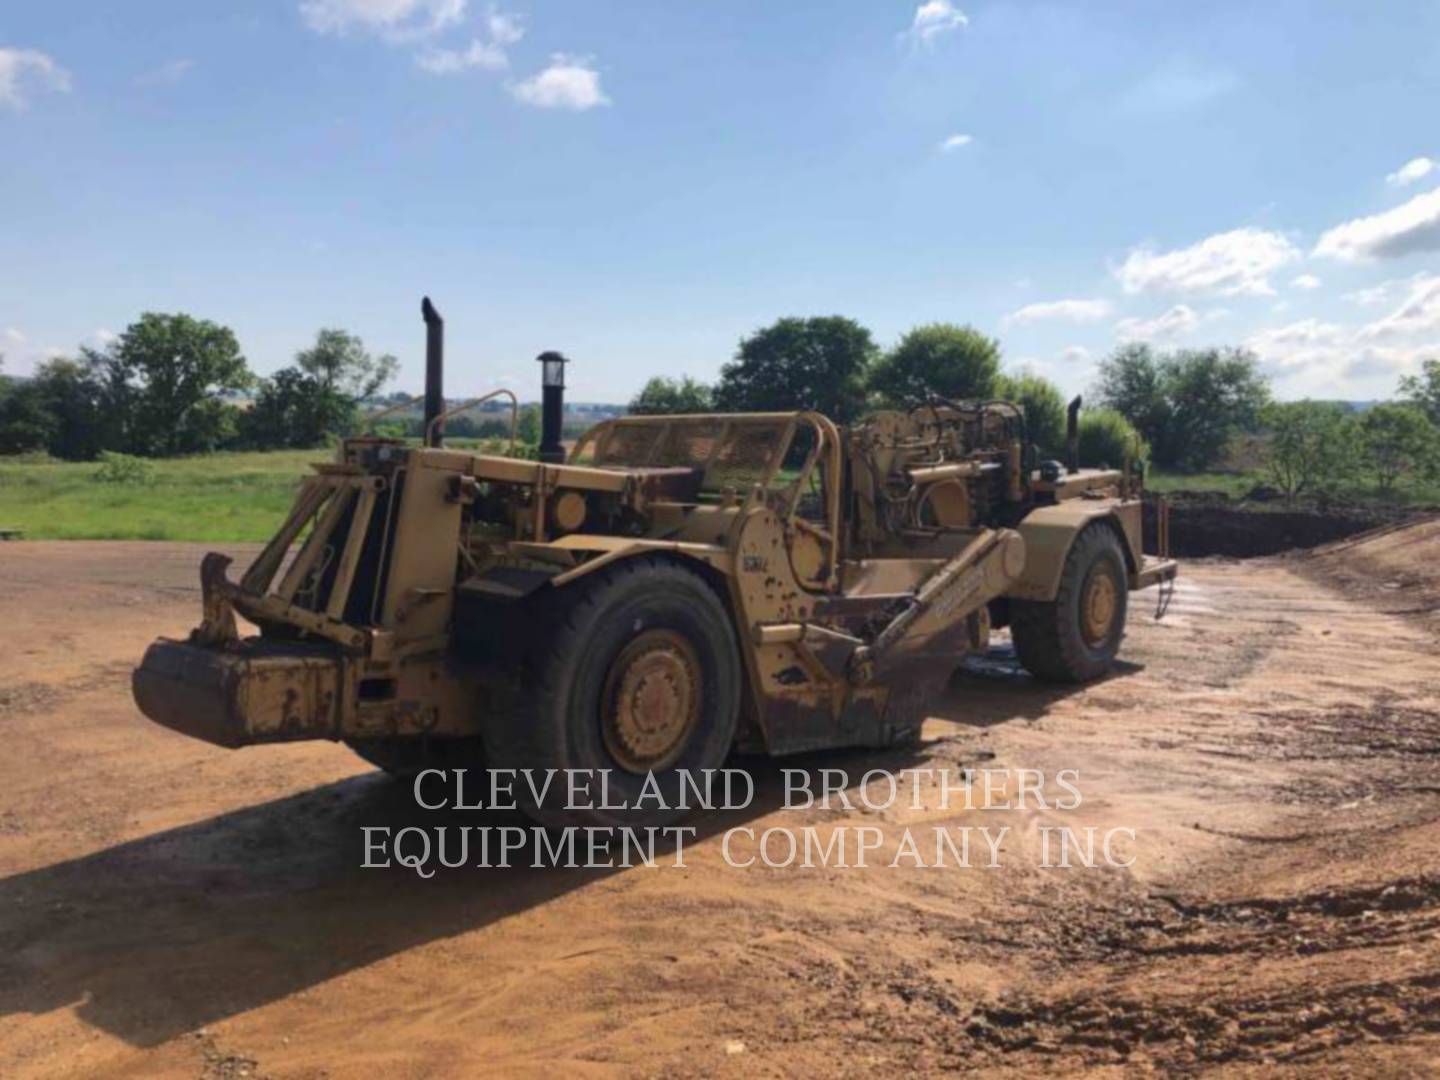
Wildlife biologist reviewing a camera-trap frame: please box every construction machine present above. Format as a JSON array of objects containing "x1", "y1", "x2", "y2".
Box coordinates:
[{"x1": 133, "y1": 300, "x2": 1177, "y2": 827}]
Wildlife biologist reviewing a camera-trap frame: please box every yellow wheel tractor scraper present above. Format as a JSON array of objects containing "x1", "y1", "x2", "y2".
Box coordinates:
[{"x1": 133, "y1": 299, "x2": 1177, "y2": 826}]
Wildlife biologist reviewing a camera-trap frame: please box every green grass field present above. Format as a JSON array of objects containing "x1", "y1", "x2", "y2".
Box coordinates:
[
  {"x1": 0, "y1": 440, "x2": 523, "y2": 542},
  {"x1": 1, "y1": 451, "x2": 1434, "y2": 544},
  {"x1": 0, "y1": 450, "x2": 317, "y2": 542}
]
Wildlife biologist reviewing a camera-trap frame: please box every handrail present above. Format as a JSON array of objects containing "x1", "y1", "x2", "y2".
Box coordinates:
[
  {"x1": 425, "y1": 389, "x2": 520, "y2": 453},
  {"x1": 359, "y1": 394, "x2": 422, "y2": 432}
]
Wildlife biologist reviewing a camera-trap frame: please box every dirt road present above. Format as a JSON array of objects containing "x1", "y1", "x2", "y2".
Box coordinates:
[{"x1": 1, "y1": 540, "x2": 1438, "y2": 1077}]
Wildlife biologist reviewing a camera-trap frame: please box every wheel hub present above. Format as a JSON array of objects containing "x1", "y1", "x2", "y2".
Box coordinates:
[
  {"x1": 601, "y1": 629, "x2": 701, "y2": 773},
  {"x1": 1080, "y1": 568, "x2": 1119, "y2": 645}
]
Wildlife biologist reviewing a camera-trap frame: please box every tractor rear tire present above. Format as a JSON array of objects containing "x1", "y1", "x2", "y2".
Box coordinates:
[
  {"x1": 346, "y1": 736, "x2": 485, "y2": 778},
  {"x1": 1011, "y1": 523, "x2": 1128, "y2": 684},
  {"x1": 484, "y1": 557, "x2": 742, "y2": 829}
]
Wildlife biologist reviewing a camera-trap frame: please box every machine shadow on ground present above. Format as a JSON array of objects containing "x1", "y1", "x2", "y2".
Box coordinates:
[
  {"x1": 0, "y1": 746, "x2": 941, "y2": 1048},
  {"x1": 0, "y1": 644, "x2": 1119, "y2": 1049}
]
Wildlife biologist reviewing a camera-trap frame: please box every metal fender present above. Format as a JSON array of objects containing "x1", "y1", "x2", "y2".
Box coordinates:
[{"x1": 1009, "y1": 500, "x2": 1142, "y2": 602}]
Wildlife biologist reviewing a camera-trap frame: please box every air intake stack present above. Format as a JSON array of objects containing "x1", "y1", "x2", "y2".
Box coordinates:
[{"x1": 537, "y1": 350, "x2": 569, "y2": 464}]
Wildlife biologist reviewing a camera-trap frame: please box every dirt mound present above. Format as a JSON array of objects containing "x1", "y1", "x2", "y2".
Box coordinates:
[
  {"x1": 1308, "y1": 516, "x2": 1440, "y2": 590},
  {"x1": 1298, "y1": 516, "x2": 1440, "y2": 633},
  {"x1": 1145, "y1": 491, "x2": 1423, "y2": 558}
]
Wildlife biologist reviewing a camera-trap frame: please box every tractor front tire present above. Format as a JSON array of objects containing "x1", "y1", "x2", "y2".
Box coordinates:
[
  {"x1": 484, "y1": 557, "x2": 742, "y2": 829},
  {"x1": 1011, "y1": 523, "x2": 1128, "y2": 684}
]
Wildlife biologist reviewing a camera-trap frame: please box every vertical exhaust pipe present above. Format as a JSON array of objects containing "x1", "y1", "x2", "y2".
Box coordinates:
[
  {"x1": 1066, "y1": 394, "x2": 1082, "y2": 473},
  {"x1": 421, "y1": 297, "x2": 444, "y2": 447}
]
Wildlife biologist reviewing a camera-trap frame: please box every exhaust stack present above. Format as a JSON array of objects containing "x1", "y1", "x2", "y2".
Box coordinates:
[
  {"x1": 1066, "y1": 394, "x2": 1082, "y2": 474},
  {"x1": 422, "y1": 297, "x2": 444, "y2": 447}
]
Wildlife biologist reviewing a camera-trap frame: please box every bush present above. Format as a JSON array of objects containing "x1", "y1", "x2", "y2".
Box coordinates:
[
  {"x1": 629, "y1": 376, "x2": 713, "y2": 415},
  {"x1": 1355, "y1": 403, "x2": 1438, "y2": 492},
  {"x1": 716, "y1": 316, "x2": 876, "y2": 422},
  {"x1": 1077, "y1": 409, "x2": 1149, "y2": 470},
  {"x1": 93, "y1": 451, "x2": 156, "y2": 485},
  {"x1": 1258, "y1": 400, "x2": 1352, "y2": 500},
  {"x1": 869, "y1": 323, "x2": 1001, "y2": 406},
  {"x1": 996, "y1": 372, "x2": 1067, "y2": 456},
  {"x1": 1093, "y1": 344, "x2": 1269, "y2": 471}
]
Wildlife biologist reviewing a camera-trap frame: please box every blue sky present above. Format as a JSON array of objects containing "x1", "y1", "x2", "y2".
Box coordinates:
[{"x1": 4, "y1": 2, "x2": 1440, "y2": 403}]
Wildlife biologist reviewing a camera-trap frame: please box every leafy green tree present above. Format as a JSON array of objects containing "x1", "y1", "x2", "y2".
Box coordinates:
[
  {"x1": 1399, "y1": 358, "x2": 1440, "y2": 424},
  {"x1": 0, "y1": 379, "x2": 56, "y2": 454},
  {"x1": 1163, "y1": 348, "x2": 1270, "y2": 471},
  {"x1": 36, "y1": 358, "x2": 105, "y2": 459},
  {"x1": 0, "y1": 356, "x2": 108, "y2": 458},
  {"x1": 239, "y1": 329, "x2": 398, "y2": 449},
  {"x1": 1259, "y1": 401, "x2": 1352, "y2": 501},
  {"x1": 869, "y1": 323, "x2": 1001, "y2": 406},
  {"x1": 296, "y1": 328, "x2": 398, "y2": 402},
  {"x1": 629, "y1": 376, "x2": 713, "y2": 415},
  {"x1": 1094, "y1": 344, "x2": 1269, "y2": 471},
  {"x1": 238, "y1": 368, "x2": 335, "y2": 449},
  {"x1": 89, "y1": 313, "x2": 251, "y2": 456},
  {"x1": 1077, "y1": 408, "x2": 1149, "y2": 469},
  {"x1": 1093, "y1": 344, "x2": 1169, "y2": 443},
  {"x1": 1355, "y1": 403, "x2": 1438, "y2": 491},
  {"x1": 714, "y1": 316, "x2": 876, "y2": 421},
  {"x1": 516, "y1": 404, "x2": 542, "y2": 446},
  {"x1": 996, "y1": 371, "x2": 1067, "y2": 456}
]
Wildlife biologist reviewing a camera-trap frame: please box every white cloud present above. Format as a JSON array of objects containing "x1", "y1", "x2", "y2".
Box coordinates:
[
  {"x1": 1341, "y1": 343, "x2": 1438, "y2": 380},
  {"x1": 485, "y1": 6, "x2": 523, "y2": 46},
  {"x1": 1247, "y1": 318, "x2": 1346, "y2": 353},
  {"x1": 906, "y1": 1, "x2": 968, "y2": 43},
  {"x1": 93, "y1": 328, "x2": 117, "y2": 346},
  {"x1": 3, "y1": 327, "x2": 26, "y2": 348},
  {"x1": 1387, "y1": 156, "x2": 1436, "y2": 187},
  {"x1": 1115, "y1": 227, "x2": 1300, "y2": 297},
  {"x1": 1356, "y1": 273, "x2": 1440, "y2": 342},
  {"x1": 136, "y1": 59, "x2": 195, "y2": 86},
  {"x1": 938, "y1": 133, "x2": 972, "y2": 152},
  {"x1": 1115, "y1": 304, "x2": 1201, "y2": 343},
  {"x1": 417, "y1": 5, "x2": 522, "y2": 73},
  {"x1": 1004, "y1": 298, "x2": 1112, "y2": 326},
  {"x1": 1243, "y1": 292, "x2": 1440, "y2": 389},
  {"x1": 509, "y1": 54, "x2": 608, "y2": 110},
  {"x1": 1313, "y1": 186, "x2": 1440, "y2": 262},
  {"x1": 299, "y1": 0, "x2": 465, "y2": 39},
  {"x1": 1343, "y1": 281, "x2": 1400, "y2": 307},
  {"x1": 0, "y1": 47, "x2": 71, "y2": 110},
  {"x1": 1291, "y1": 273, "x2": 1322, "y2": 290},
  {"x1": 1244, "y1": 319, "x2": 1350, "y2": 386},
  {"x1": 418, "y1": 38, "x2": 508, "y2": 72},
  {"x1": 1060, "y1": 345, "x2": 1091, "y2": 365}
]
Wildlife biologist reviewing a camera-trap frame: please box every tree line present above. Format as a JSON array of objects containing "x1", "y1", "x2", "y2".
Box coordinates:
[
  {"x1": 5, "y1": 309, "x2": 1437, "y2": 497},
  {"x1": 632, "y1": 317, "x2": 1440, "y2": 495},
  {"x1": 0, "y1": 313, "x2": 397, "y2": 459},
  {"x1": 631, "y1": 318, "x2": 1081, "y2": 457},
  {"x1": 632, "y1": 317, "x2": 1189, "y2": 470}
]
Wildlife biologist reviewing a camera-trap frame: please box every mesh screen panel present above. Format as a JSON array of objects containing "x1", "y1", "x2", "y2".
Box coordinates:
[{"x1": 589, "y1": 418, "x2": 793, "y2": 492}]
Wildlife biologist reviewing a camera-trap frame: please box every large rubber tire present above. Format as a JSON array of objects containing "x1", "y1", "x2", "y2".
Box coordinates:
[
  {"x1": 484, "y1": 557, "x2": 742, "y2": 829},
  {"x1": 346, "y1": 736, "x2": 486, "y2": 778},
  {"x1": 1011, "y1": 523, "x2": 1128, "y2": 684}
]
